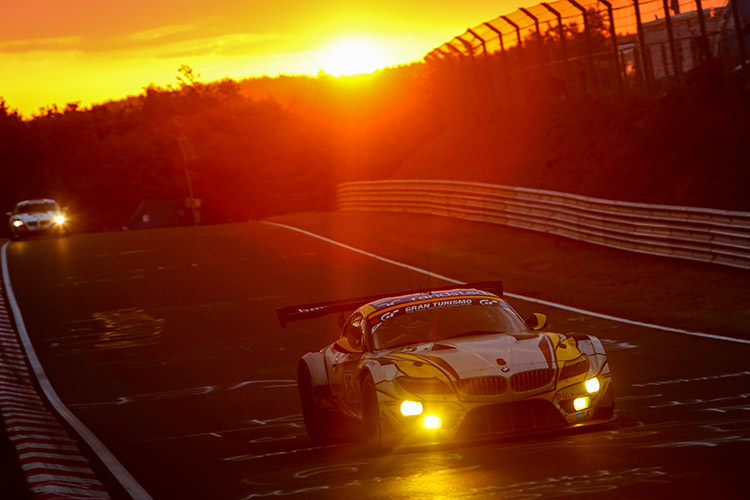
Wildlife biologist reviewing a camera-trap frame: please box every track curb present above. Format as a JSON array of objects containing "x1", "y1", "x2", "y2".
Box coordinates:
[{"x1": 0, "y1": 286, "x2": 110, "y2": 498}]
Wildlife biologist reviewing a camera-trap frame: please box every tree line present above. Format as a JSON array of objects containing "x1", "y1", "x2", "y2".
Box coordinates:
[{"x1": 0, "y1": 64, "x2": 440, "y2": 233}]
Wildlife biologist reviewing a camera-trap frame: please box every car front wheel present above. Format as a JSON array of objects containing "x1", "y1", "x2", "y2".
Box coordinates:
[
  {"x1": 298, "y1": 362, "x2": 331, "y2": 445},
  {"x1": 361, "y1": 374, "x2": 387, "y2": 450}
]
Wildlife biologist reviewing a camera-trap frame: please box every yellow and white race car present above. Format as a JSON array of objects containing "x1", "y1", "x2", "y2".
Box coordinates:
[{"x1": 278, "y1": 281, "x2": 614, "y2": 448}]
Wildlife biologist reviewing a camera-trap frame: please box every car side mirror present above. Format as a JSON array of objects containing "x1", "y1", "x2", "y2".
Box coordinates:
[
  {"x1": 333, "y1": 337, "x2": 361, "y2": 354},
  {"x1": 526, "y1": 313, "x2": 548, "y2": 331}
]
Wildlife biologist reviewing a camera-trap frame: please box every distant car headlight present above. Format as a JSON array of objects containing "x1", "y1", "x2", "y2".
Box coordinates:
[
  {"x1": 398, "y1": 377, "x2": 453, "y2": 395},
  {"x1": 400, "y1": 401, "x2": 424, "y2": 416},
  {"x1": 12, "y1": 220, "x2": 24, "y2": 228},
  {"x1": 54, "y1": 215, "x2": 65, "y2": 224}
]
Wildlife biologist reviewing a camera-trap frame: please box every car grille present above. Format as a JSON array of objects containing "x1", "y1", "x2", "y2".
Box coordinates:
[
  {"x1": 456, "y1": 399, "x2": 566, "y2": 438},
  {"x1": 457, "y1": 376, "x2": 507, "y2": 396},
  {"x1": 510, "y1": 368, "x2": 555, "y2": 392}
]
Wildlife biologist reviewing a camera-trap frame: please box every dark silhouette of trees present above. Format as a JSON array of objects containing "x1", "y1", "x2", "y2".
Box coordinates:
[{"x1": 1, "y1": 64, "x2": 442, "y2": 233}]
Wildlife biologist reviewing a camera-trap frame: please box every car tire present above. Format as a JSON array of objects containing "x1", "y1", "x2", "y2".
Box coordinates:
[
  {"x1": 361, "y1": 374, "x2": 387, "y2": 451},
  {"x1": 298, "y1": 362, "x2": 331, "y2": 445}
]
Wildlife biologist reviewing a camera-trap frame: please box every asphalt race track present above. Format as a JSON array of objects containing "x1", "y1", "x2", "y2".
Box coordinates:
[{"x1": 2, "y1": 213, "x2": 749, "y2": 499}]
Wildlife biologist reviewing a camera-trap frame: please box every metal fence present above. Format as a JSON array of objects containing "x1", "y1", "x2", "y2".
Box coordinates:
[
  {"x1": 337, "y1": 179, "x2": 750, "y2": 270},
  {"x1": 425, "y1": 0, "x2": 749, "y2": 108}
]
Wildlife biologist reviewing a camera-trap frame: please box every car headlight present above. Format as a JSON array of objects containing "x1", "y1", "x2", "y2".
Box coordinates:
[
  {"x1": 585, "y1": 377, "x2": 600, "y2": 394},
  {"x1": 398, "y1": 377, "x2": 453, "y2": 395},
  {"x1": 422, "y1": 415, "x2": 442, "y2": 429},
  {"x1": 573, "y1": 397, "x2": 590, "y2": 411},
  {"x1": 54, "y1": 215, "x2": 65, "y2": 224},
  {"x1": 400, "y1": 401, "x2": 423, "y2": 416},
  {"x1": 559, "y1": 355, "x2": 590, "y2": 379},
  {"x1": 12, "y1": 220, "x2": 24, "y2": 228}
]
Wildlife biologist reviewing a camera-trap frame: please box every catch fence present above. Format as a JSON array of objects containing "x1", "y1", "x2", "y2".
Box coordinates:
[{"x1": 425, "y1": 0, "x2": 749, "y2": 107}]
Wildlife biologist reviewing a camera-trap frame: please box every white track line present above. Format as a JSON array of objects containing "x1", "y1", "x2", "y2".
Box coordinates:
[
  {"x1": 264, "y1": 221, "x2": 750, "y2": 345},
  {"x1": 1, "y1": 241, "x2": 153, "y2": 500}
]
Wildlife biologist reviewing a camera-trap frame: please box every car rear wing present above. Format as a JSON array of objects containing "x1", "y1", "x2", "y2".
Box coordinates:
[{"x1": 276, "y1": 280, "x2": 503, "y2": 327}]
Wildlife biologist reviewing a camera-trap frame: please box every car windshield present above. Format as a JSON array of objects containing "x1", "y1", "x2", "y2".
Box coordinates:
[
  {"x1": 15, "y1": 202, "x2": 58, "y2": 214},
  {"x1": 370, "y1": 300, "x2": 528, "y2": 350}
]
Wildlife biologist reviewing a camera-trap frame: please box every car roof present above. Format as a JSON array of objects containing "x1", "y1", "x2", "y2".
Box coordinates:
[
  {"x1": 17, "y1": 199, "x2": 58, "y2": 206},
  {"x1": 359, "y1": 288, "x2": 501, "y2": 318}
]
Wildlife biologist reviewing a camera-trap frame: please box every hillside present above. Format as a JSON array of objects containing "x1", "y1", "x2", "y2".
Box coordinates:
[
  {"x1": 2, "y1": 65, "x2": 748, "y2": 238},
  {"x1": 394, "y1": 82, "x2": 750, "y2": 212}
]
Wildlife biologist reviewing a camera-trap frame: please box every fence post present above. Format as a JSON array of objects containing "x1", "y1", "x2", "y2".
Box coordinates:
[
  {"x1": 502, "y1": 16, "x2": 528, "y2": 99},
  {"x1": 662, "y1": 0, "x2": 682, "y2": 78},
  {"x1": 729, "y1": 0, "x2": 748, "y2": 72},
  {"x1": 467, "y1": 28, "x2": 497, "y2": 105},
  {"x1": 519, "y1": 8, "x2": 545, "y2": 62},
  {"x1": 599, "y1": 0, "x2": 624, "y2": 95},
  {"x1": 456, "y1": 34, "x2": 483, "y2": 113},
  {"x1": 567, "y1": 0, "x2": 596, "y2": 90},
  {"x1": 633, "y1": 0, "x2": 654, "y2": 88},
  {"x1": 541, "y1": 2, "x2": 571, "y2": 95},
  {"x1": 501, "y1": 15, "x2": 523, "y2": 58},
  {"x1": 694, "y1": 0, "x2": 710, "y2": 61},
  {"x1": 484, "y1": 22, "x2": 514, "y2": 99}
]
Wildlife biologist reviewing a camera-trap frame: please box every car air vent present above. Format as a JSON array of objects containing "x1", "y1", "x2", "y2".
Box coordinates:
[
  {"x1": 457, "y1": 376, "x2": 507, "y2": 396},
  {"x1": 510, "y1": 369, "x2": 555, "y2": 392},
  {"x1": 431, "y1": 344, "x2": 456, "y2": 351}
]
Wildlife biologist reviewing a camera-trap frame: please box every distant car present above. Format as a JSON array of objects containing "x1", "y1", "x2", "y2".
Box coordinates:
[
  {"x1": 278, "y1": 281, "x2": 614, "y2": 449},
  {"x1": 7, "y1": 199, "x2": 68, "y2": 240}
]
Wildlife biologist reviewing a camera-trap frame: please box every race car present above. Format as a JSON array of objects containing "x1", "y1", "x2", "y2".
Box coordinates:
[
  {"x1": 277, "y1": 281, "x2": 614, "y2": 449},
  {"x1": 7, "y1": 199, "x2": 68, "y2": 240}
]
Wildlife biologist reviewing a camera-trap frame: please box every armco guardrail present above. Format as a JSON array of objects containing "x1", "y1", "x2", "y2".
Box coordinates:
[{"x1": 337, "y1": 180, "x2": 750, "y2": 270}]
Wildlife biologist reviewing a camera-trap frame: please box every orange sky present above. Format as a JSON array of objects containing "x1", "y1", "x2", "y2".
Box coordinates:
[{"x1": 1, "y1": 1, "x2": 528, "y2": 117}]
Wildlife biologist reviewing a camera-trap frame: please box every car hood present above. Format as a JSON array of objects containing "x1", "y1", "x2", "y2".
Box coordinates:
[
  {"x1": 382, "y1": 334, "x2": 557, "y2": 380},
  {"x1": 13, "y1": 212, "x2": 56, "y2": 222}
]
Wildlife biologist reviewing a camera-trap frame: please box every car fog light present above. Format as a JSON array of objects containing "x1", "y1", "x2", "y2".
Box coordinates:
[
  {"x1": 423, "y1": 415, "x2": 442, "y2": 429},
  {"x1": 573, "y1": 397, "x2": 590, "y2": 411},
  {"x1": 400, "y1": 400, "x2": 423, "y2": 416},
  {"x1": 585, "y1": 377, "x2": 600, "y2": 394},
  {"x1": 54, "y1": 215, "x2": 65, "y2": 224}
]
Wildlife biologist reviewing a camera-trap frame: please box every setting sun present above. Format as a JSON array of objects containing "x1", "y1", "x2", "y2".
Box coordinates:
[
  {"x1": 0, "y1": 1, "x2": 519, "y2": 115},
  {"x1": 321, "y1": 39, "x2": 389, "y2": 77}
]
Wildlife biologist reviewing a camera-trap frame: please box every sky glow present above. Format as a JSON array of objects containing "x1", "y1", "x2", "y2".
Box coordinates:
[{"x1": 0, "y1": 1, "x2": 528, "y2": 117}]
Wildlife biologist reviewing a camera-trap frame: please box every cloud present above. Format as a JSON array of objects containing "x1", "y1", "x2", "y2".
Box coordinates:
[
  {"x1": 0, "y1": 23, "x2": 289, "y2": 61},
  {"x1": 0, "y1": 36, "x2": 82, "y2": 54},
  {"x1": 128, "y1": 24, "x2": 195, "y2": 42},
  {"x1": 154, "y1": 32, "x2": 289, "y2": 59}
]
